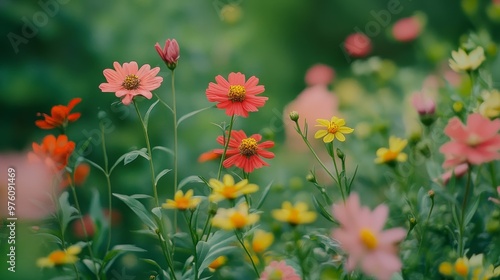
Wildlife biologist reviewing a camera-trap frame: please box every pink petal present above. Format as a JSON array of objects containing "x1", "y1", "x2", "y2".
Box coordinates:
[{"x1": 228, "y1": 72, "x2": 246, "y2": 85}]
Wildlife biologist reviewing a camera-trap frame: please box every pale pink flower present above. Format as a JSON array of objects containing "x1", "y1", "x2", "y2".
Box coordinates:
[
  {"x1": 332, "y1": 193, "x2": 406, "y2": 280},
  {"x1": 344, "y1": 33, "x2": 372, "y2": 58},
  {"x1": 155, "y1": 39, "x2": 180, "y2": 69},
  {"x1": 259, "y1": 261, "x2": 301, "y2": 280},
  {"x1": 392, "y1": 17, "x2": 422, "y2": 42},
  {"x1": 439, "y1": 163, "x2": 469, "y2": 185},
  {"x1": 440, "y1": 113, "x2": 500, "y2": 168},
  {"x1": 99, "y1": 61, "x2": 163, "y2": 105},
  {"x1": 410, "y1": 91, "x2": 435, "y2": 115},
  {"x1": 305, "y1": 64, "x2": 335, "y2": 86}
]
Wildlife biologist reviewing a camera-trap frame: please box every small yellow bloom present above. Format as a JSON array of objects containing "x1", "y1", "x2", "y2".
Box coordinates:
[
  {"x1": 449, "y1": 46, "x2": 485, "y2": 72},
  {"x1": 209, "y1": 174, "x2": 258, "y2": 202},
  {"x1": 272, "y1": 201, "x2": 317, "y2": 226},
  {"x1": 252, "y1": 229, "x2": 274, "y2": 253},
  {"x1": 208, "y1": 256, "x2": 227, "y2": 272},
  {"x1": 162, "y1": 189, "x2": 201, "y2": 211},
  {"x1": 439, "y1": 262, "x2": 453, "y2": 276},
  {"x1": 453, "y1": 101, "x2": 464, "y2": 113},
  {"x1": 314, "y1": 116, "x2": 354, "y2": 143},
  {"x1": 374, "y1": 136, "x2": 408, "y2": 164},
  {"x1": 212, "y1": 203, "x2": 259, "y2": 230},
  {"x1": 438, "y1": 254, "x2": 500, "y2": 280},
  {"x1": 37, "y1": 245, "x2": 81, "y2": 268},
  {"x1": 479, "y1": 89, "x2": 500, "y2": 118}
]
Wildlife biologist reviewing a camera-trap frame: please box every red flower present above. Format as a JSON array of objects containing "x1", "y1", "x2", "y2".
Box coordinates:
[
  {"x1": 61, "y1": 163, "x2": 90, "y2": 189},
  {"x1": 344, "y1": 33, "x2": 372, "y2": 58},
  {"x1": 206, "y1": 72, "x2": 267, "y2": 117},
  {"x1": 155, "y1": 39, "x2": 180, "y2": 69},
  {"x1": 213, "y1": 130, "x2": 274, "y2": 173},
  {"x1": 28, "y1": 135, "x2": 75, "y2": 171},
  {"x1": 35, "y1": 98, "x2": 82, "y2": 130}
]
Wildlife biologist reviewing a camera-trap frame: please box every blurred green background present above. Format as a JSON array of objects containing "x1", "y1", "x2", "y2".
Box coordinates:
[{"x1": 1, "y1": 0, "x2": 499, "y2": 279}]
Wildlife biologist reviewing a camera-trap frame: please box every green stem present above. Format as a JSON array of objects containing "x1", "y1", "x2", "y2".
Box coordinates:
[
  {"x1": 217, "y1": 115, "x2": 235, "y2": 180},
  {"x1": 99, "y1": 122, "x2": 113, "y2": 254},
  {"x1": 171, "y1": 70, "x2": 179, "y2": 236},
  {"x1": 156, "y1": 230, "x2": 178, "y2": 280},
  {"x1": 458, "y1": 166, "x2": 472, "y2": 256},
  {"x1": 184, "y1": 212, "x2": 199, "y2": 280},
  {"x1": 294, "y1": 228, "x2": 308, "y2": 280},
  {"x1": 330, "y1": 144, "x2": 345, "y2": 201},
  {"x1": 72, "y1": 263, "x2": 80, "y2": 280},
  {"x1": 489, "y1": 162, "x2": 498, "y2": 190},
  {"x1": 235, "y1": 230, "x2": 259, "y2": 277},
  {"x1": 133, "y1": 101, "x2": 159, "y2": 207}
]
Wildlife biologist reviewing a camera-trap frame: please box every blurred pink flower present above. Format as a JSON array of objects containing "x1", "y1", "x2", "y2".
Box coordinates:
[
  {"x1": 344, "y1": 33, "x2": 372, "y2": 58},
  {"x1": 410, "y1": 91, "x2": 435, "y2": 115},
  {"x1": 305, "y1": 64, "x2": 335, "y2": 86},
  {"x1": 155, "y1": 39, "x2": 180, "y2": 69},
  {"x1": 259, "y1": 260, "x2": 301, "y2": 280},
  {"x1": 440, "y1": 113, "x2": 500, "y2": 168},
  {"x1": 439, "y1": 163, "x2": 468, "y2": 185},
  {"x1": 99, "y1": 61, "x2": 163, "y2": 105},
  {"x1": 332, "y1": 193, "x2": 406, "y2": 280},
  {"x1": 392, "y1": 17, "x2": 422, "y2": 42},
  {"x1": 0, "y1": 153, "x2": 55, "y2": 220}
]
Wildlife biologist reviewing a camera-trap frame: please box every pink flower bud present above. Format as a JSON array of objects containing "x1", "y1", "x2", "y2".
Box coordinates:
[
  {"x1": 155, "y1": 39, "x2": 180, "y2": 70},
  {"x1": 392, "y1": 17, "x2": 422, "y2": 42},
  {"x1": 344, "y1": 33, "x2": 372, "y2": 58},
  {"x1": 411, "y1": 91, "x2": 435, "y2": 115}
]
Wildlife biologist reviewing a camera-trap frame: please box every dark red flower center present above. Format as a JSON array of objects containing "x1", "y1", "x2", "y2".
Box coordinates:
[
  {"x1": 122, "y1": 75, "x2": 140, "y2": 90},
  {"x1": 228, "y1": 85, "x2": 246, "y2": 102},
  {"x1": 239, "y1": 138, "x2": 258, "y2": 156}
]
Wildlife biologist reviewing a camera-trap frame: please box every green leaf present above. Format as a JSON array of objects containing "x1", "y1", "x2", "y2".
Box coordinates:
[
  {"x1": 153, "y1": 146, "x2": 174, "y2": 156},
  {"x1": 178, "y1": 175, "x2": 204, "y2": 190},
  {"x1": 82, "y1": 157, "x2": 106, "y2": 175},
  {"x1": 113, "y1": 193, "x2": 157, "y2": 230},
  {"x1": 82, "y1": 259, "x2": 100, "y2": 275},
  {"x1": 124, "y1": 148, "x2": 149, "y2": 165},
  {"x1": 144, "y1": 99, "x2": 160, "y2": 129},
  {"x1": 155, "y1": 169, "x2": 172, "y2": 186},
  {"x1": 35, "y1": 232, "x2": 63, "y2": 245},
  {"x1": 58, "y1": 192, "x2": 79, "y2": 236},
  {"x1": 305, "y1": 232, "x2": 341, "y2": 253},
  {"x1": 177, "y1": 105, "x2": 214, "y2": 126},
  {"x1": 130, "y1": 194, "x2": 153, "y2": 199},
  {"x1": 464, "y1": 194, "x2": 481, "y2": 225},
  {"x1": 196, "y1": 230, "x2": 236, "y2": 277},
  {"x1": 255, "y1": 180, "x2": 273, "y2": 210},
  {"x1": 312, "y1": 195, "x2": 337, "y2": 224},
  {"x1": 89, "y1": 189, "x2": 108, "y2": 254}
]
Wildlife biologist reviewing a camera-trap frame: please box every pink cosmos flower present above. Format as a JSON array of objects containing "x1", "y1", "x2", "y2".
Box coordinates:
[
  {"x1": 392, "y1": 17, "x2": 422, "y2": 42},
  {"x1": 155, "y1": 39, "x2": 180, "y2": 69},
  {"x1": 206, "y1": 72, "x2": 267, "y2": 117},
  {"x1": 259, "y1": 261, "x2": 301, "y2": 280},
  {"x1": 410, "y1": 91, "x2": 435, "y2": 115},
  {"x1": 99, "y1": 61, "x2": 163, "y2": 106},
  {"x1": 332, "y1": 193, "x2": 406, "y2": 280},
  {"x1": 439, "y1": 163, "x2": 469, "y2": 185},
  {"x1": 344, "y1": 33, "x2": 372, "y2": 58},
  {"x1": 305, "y1": 64, "x2": 335, "y2": 86},
  {"x1": 439, "y1": 113, "x2": 500, "y2": 168}
]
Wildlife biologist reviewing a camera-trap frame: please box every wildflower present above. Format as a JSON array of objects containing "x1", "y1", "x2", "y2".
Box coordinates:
[
  {"x1": 198, "y1": 150, "x2": 221, "y2": 162},
  {"x1": 374, "y1": 136, "x2": 408, "y2": 165},
  {"x1": 479, "y1": 89, "x2": 500, "y2": 118},
  {"x1": 289, "y1": 111, "x2": 299, "y2": 122},
  {"x1": 453, "y1": 101, "x2": 464, "y2": 113},
  {"x1": 410, "y1": 91, "x2": 435, "y2": 116},
  {"x1": 251, "y1": 229, "x2": 274, "y2": 253},
  {"x1": 35, "y1": 98, "x2": 81, "y2": 130},
  {"x1": 208, "y1": 256, "x2": 228, "y2": 272},
  {"x1": 208, "y1": 174, "x2": 258, "y2": 202},
  {"x1": 440, "y1": 113, "x2": 500, "y2": 168},
  {"x1": 28, "y1": 134, "x2": 75, "y2": 171},
  {"x1": 61, "y1": 163, "x2": 90, "y2": 189},
  {"x1": 213, "y1": 130, "x2": 275, "y2": 173},
  {"x1": 392, "y1": 16, "x2": 422, "y2": 42},
  {"x1": 37, "y1": 245, "x2": 81, "y2": 268},
  {"x1": 344, "y1": 33, "x2": 372, "y2": 58},
  {"x1": 439, "y1": 163, "x2": 469, "y2": 185},
  {"x1": 206, "y1": 72, "x2": 267, "y2": 117},
  {"x1": 212, "y1": 203, "x2": 259, "y2": 230},
  {"x1": 314, "y1": 116, "x2": 354, "y2": 143},
  {"x1": 449, "y1": 46, "x2": 485, "y2": 72},
  {"x1": 332, "y1": 192, "x2": 406, "y2": 280},
  {"x1": 162, "y1": 189, "x2": 201, "y2": 211},
  {"x1": 259, "y1": 261, "x2": 301, "y2": 280},
  {"x1": 155, "y1": 39, "x2": 180, "y2": 70},
  {"x1": 99, "y1": 61, "x2": 163, "y2": 105},
  {"x1": 304, "y1": 63, "x2": 335, "y2": 86},
  {"x1": 439, "y1": 254, "x2": 500, "y2": 279},
  {"x1": 272, "y1": 201, "x2": 317, "y2": 226}
]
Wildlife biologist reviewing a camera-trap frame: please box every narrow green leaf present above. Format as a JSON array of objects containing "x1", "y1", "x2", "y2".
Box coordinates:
[
  {"x1": 312, "y1": 195, "x2": 337, "y2": 224},
  {"x1": 155, "y1": 169, "x2": 172, "y2": 186},
  {"x1": 177, "y1": 105, "x2": 214, "y2": 126},
  {"x1": 464, "y1": 194, "x2": 480, "y2": 225},
  {"x1": 144, "y1": 99, "x2": 160, "y2": 129},
  {"x1": 196, "y1": 230, "x2": 236, "y2": 277},
  {"x1": 124, "y1": 148, "x2": 149, "y2": 165},
  {"x1": 82, "y1": 157, "x2": 106, "y2": 175},
  {"x1": 113, "y1": 193, "x2": 157, "y2": 230},
  {"x1": 178, "y1": 175, "x2": 204, "y2": 190},
  {"x1": 153, "y1": 146, "x2": 174, "y2": 156},
  {"x1": 58, "y1": 192, "x2": 79, "y2": 235},
  {"x1": 255, "y1": 180, "x2": 273, "y2": 210}
]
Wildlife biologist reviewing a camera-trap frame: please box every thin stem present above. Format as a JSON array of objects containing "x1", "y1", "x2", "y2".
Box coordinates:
[
  {"x1": 294, "y1": 228, "x2": 308, "y2": 280},
  {"x1": 183, "y1": 212, "x2": 199, "y2": 280},
  {"x1": 489, "y1": 162, "x2": 498, "y2": 190},
  {"x1": 330, "y1": 144, "x2": 345, "y2": 202},
  {"x1": 458, "y1": 166, "x2": 472, "y2": 256},
  {"x1": 171, "y1": 70, "x2": 179, "y2": 236},
  {"x1": 72, "y1": 263, "x2": 80, "y2": 280},
  {"x1": 217, "y1": 115, "x2": 235, "y2": 180},
  {"x1": 133, "y1": 101, "x2": 159, "y2": 207},
  {"x1": 156, "y1": 230, "x2": 178, "y2": 280},
  {"x1": 235, "y1": 230, "x2": 259, "y2": 277},
  {"x1": 99, "y1": 122, "x2": 113, "y2": 254}
]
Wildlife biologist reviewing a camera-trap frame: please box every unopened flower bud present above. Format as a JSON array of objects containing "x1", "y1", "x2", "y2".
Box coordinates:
[
  {"x1": 336, "y1": 148, "x2": 345, "y2": 160},
  {"x1": 289, "y1": 111, "x2": 299, "y2": 122},
  {"x1": 428, "y1": 190, "x2": 435, "y2": 198},
  {"x1": 306, "y1": 173, "x2": 316, "y2": 183}
]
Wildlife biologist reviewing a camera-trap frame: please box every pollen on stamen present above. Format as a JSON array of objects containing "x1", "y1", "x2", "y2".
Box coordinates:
[
  {"x1": 228, "y1": 85, "x2": 246, "y2": 102},
  {"x1": 122, "y1": 74, "x2": 141, "y2": 90},
  {"x1": 328, "y1": 123, "x2": 339, "y2": 134},
  {"x1": 239, "y1": 138, "x2": 258, "y2": 156}
]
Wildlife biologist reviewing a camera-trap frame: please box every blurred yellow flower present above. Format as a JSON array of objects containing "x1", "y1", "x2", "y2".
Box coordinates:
[
  {"x1": 162, "y1": 189, "x2": 201, "y2": 211},
  {"x1": 212, "y1": 203, "x2": 259, "y2": 230},
  {"x1": 272, "y1": 201, "x2": 317, "y2": 226},
  {"x1": 209, "y1": 174, "x2": 258, "y2": 202},
  {"x1": 449, "y1": 46, "x2": 485, "y2": 72},
  {"x1": 453, "y1": 101, "x2": 464, "y2": 113},
  {"x1": 439, "y1": 262, "x2": 453, "y2": 276},
  {"x1": 479, "y1": 89, "x2": 500, "y2": 118},
  {"x1": 252, "y1": 229, "x2": 274, "y2": 253},
  {"x1": 438, "y1": 254, "x2": 500, "y2": 280},
  {"x1": 375, "y1": 136, "x2": 408, "y2": 164},
  {"x1": 37, "y1": 245, "x2": 81, "y2": 268},
  {"x1": 314, "y1": 116, "x2": 354, "y2": 143},
  {"x1": 208, "y1": 256, "x2": 227, "y2": 272}
]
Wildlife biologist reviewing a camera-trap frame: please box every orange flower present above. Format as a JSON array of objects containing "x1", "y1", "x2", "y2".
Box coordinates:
[
  {"x1": 61, "y1": 163, "x2": 90, "y2": 188},
  {"x1": 28, "y1": 135, "x2": 75, "y2": 171},
  {"x1": 35, "y1": 98, "x2": 82, "y2": 130},
  {"x1": 198, "y1": 150, "x2": 221, "y2": 163}
]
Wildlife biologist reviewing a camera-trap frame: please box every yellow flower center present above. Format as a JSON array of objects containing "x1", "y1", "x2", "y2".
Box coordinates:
[
  {"x1": 175, "y1": 197, "x2": 190, "y2": 210},
  {"x1": 288, "y1": 209, "x2": 300, "y2": 225},
  {"x1": 382, "y1": 150, "x2": 398, "y2": 162},
  {"x1": 49, "y1": 251, "x2": 67, "y2": 265},
  {"x1": 221, "y1": 185, "x2": 238, "y2": 199},
  {"x1": 328, "y1": 123, "x2": 339, "y2": 134},
  {"x1": 359, "y1": 228, "x2": 378, "y2": 250},
  {"x1": 122, "y1": 74, "x2": 140, "y2": 90},
  {"x1": 467, "y1": 134, "x2": 481, "y2": 146},
  {"x1": 269, "y1": 270, "x2": 284, "y2": 280},
  {"x1": 455, "y1": 260, "x2": 468, "y2": 276},
  {"x1": 228, "y1": 85, "x2": 246, "y2": 102},
  {"x1": 239, "y1": 138, "x2": 258, "y2": 157},
  {"x1": 230, "y1": 212, "x2": 247, "y2": 229}
]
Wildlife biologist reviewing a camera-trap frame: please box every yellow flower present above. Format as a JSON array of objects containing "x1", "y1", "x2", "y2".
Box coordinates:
[
  {"x1": 449, "y1": 46, "x2": 485, "y2": 72},
  {"x1": 209, "y1": 174, "x2": 258, "y2": 202},
  {"x1": 479, "y1": 89, "x2": 500, "y2": 118},
  {"x1": 37, "y1": 245, "x2": 81, "y2": 268},
  {"x1": 208, "y1": 256, "x2": 227, "y2": 272},
  {"x1": 438, "y1": 254, "x2": 500, "y2": 280},
  {"x1": 374, "y1": 136, "x2": 408, "y2": 164},
  {"x1": 252, "y1": 229, "x2": 274, "y2": 253},
  {"x1": 314, "y1": 116, "x2": 354, "y2": 143},
  {"x1": 439, "y1": 262, "x2": 453, "y2": 276},
  {"x1": 272, "y1": 201, "x2": 317, "y2": 226},
  {"x1": 212, "y1": 203, "x2": 259, "y2": 230},
  {"x1": 162, "y1": 189, "x2": 201, "y2": 211}
]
